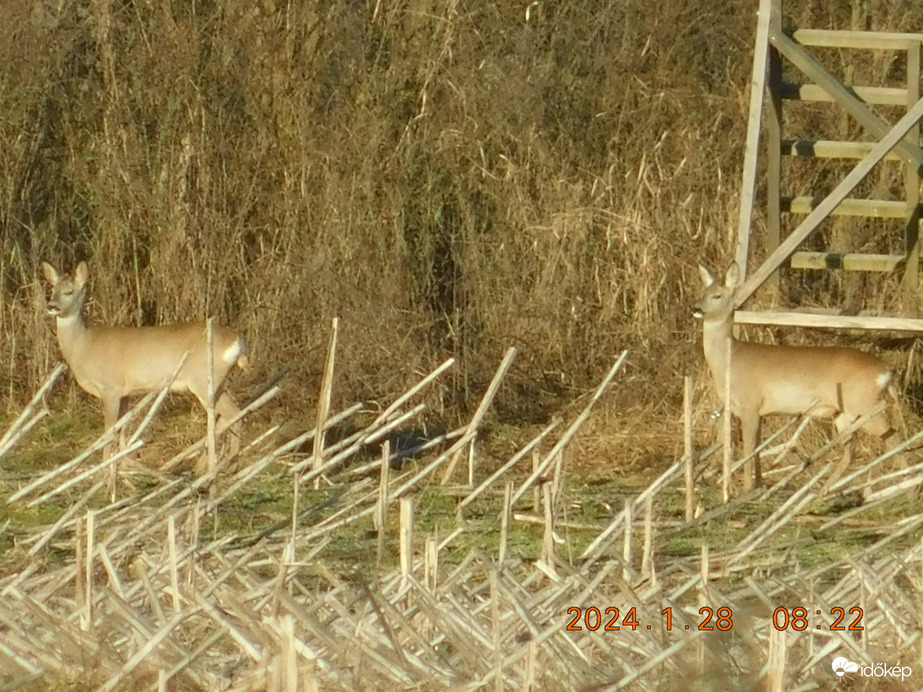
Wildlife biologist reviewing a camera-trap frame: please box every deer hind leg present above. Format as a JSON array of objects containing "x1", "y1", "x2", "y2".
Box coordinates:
[
  {"x1": 738, "y1": 410, "x2": 762, "y2": 491},
  {"x1": 214, "y1": 391, "x2": 243, "y2": 458},
  {"x1": 190, "y1": 386, "x2": 243, "y2": 474},
  {"x1": 822, "y1": 413, "x2": 857, "y2": 494},
  {"x1": 861, "y1": 411, "x2": 903, "y2": 480}
]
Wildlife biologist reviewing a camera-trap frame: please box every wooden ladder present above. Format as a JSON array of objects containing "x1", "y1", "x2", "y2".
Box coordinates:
[{"x1": 733, "y1": 0, "x2": 923, "y2": 331}]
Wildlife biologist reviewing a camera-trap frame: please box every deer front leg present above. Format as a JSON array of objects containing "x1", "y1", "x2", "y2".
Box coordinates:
[{"x1": 738, "y1": 409, "x2": 762, "y2": 491}]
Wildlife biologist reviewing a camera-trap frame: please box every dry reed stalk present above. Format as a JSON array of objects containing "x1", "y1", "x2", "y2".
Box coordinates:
[
  {"x1": 96, "y1": 612, "x2": 188, "y2": 692},
  {"x1": 460, "y1": 417, "x2": 561, "y2": 510},
  {"x1": 441, "y1": 346, "x2": 516, "y2": 485},
  {"x1": 205, "y1": 319, "x2": 217, "y2": 480},
  {"x1": 27, "y1": 439, "x2": 144, "y2": 508},
  {"x1": 371, "y1": 356, "x2": 455, "y2": 427},
  {"x1": 729, "y1": 466, "x2": 830, "y2": 568},
  {"x1": 294, "y1": 403, "x2": 427, "y2": 482},
  {"x1": 512, "y1": 350, "x2": 627, "y2": 507},
  {"x1": 766, "y1": 626, "x2": 786, "y2": 692},
  {"x1": 345, "y1": 425, "x2": 466, "y2": 479},
  {"x1": 490, "y1": 570, "x2": 502, "y2": 692},
  {"x1": 0, "y1": 362, "x2": 65, "y2": 458},
  {"x1": 168, "y1": 515, "x2": 180, "y2": 611},
  {"x1": 311, "y1": 317, "x2": 338, "y2": 488},
  {"x1": 160, "y1": 384, "x2": 281, "y2": 472},
  {"x1": 84, "y1": 509, "x2": 95, "y2": 633},
  {"x1": 541, "y1": 483, "x2": 555, "y2": 577},
  {"x1": 683, "y1": 375, "x2": 694, "y2": 521},
  {"x1": 400, "y1": 496, "x2": 414, "y2": 590},
  {"x1": 603, "y1": 639, "x2": 690, "y2": 692},
  {"x1": 376, "y1": 439, "x2": 390, "y2": 568},
  {"x1": 722, "y1": 336, "x2": 732, "y2": 501},
  {"x1": 425, "y1": 535, "x2": 438, "y2": 591},
  {"x1": 26, "y1": 479, "x2": 106, "y2": 556},
  {"x1": 642, "y1": 495, "x2": 653, "y2": 583},
  {"x1": 8, "y1": 388, "x2": 159, "y2": 504},
  {"x1": 498, "y1": 481, "x2": 513, "y2": 565},
  {"x1": 830, "y1": 424, "x2": 923, "y2": 496},
  {"x1": 580, "y1": 454, "x2": 685, "y2": 564}
]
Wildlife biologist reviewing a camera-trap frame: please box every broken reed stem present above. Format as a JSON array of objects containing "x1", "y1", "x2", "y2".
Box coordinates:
[
  {"x1": 161, "y1": 385, "x2": 282, "y2": 472},
  {"x1": 684, "y1": 375, "x2": 694, "y2": 521},
  {"x1": 28, "y1": 480, "x2": 106, "y2": 556},
  {"x1": 498, "y1": 481, "x2": 513, "y2": 566},
  {"x1": 27, "y1": 439, "x2": 144, "y2": 508},
  {"x1": 512, "y1": 350, "x2": 627, "y2": 507},
  {"x1": 169, "y1": 515, "x2": 181, "y2": 612},
  {"x1": 84, "y1": 509, "x2": 95, "y2": 633},
  {"x1": 0, "y1": 362, "x2": 65, "y2": 457},
  {"x1": 9, "y1": 389, "x2": 159, "y2": 504},
  {"x1": 311, "y1": 317, "x2": 338, "y2": 487},
  {"x1": 622, "y1": 499, "x2": 632, "y2": 582},
  {"x1": 294, "y1": 404, "x2": 427, "y2": 482},
  {"x1": 206, "y1": 318, "x2": 217, "y2": 480},
  {"x1": 400, "y1": 496, "x2": 414, "y2": 590},
  {"x1": 372, "y1": 357, "x2": 454, "y2": 427},
  {"x1": 376, "y1": 440, "x2": 391, "y2": 568},
  {"x1": 541, "y1": 483, "x2": 555, "y2": 574},
  {"x1": 642, "y1": 495, "x2": 653, "y2": 582},
  {"x1": 722, "y1": 336, "x2": 733, "y2": 502},
  {"x1": 441, "y1": 346, "x2": 516, "y2": 484},
  {"x1": 460, "y1": 417, "x2": 562, "y2": 510},
  {"x1": 126, "y1": 351, "x2": 191, "y2": 447}
]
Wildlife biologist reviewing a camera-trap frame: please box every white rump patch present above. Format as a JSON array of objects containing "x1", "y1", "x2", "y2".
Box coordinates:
[
  {"x1": 223, "y1": 340, "x2": 244, "y2": 364},
  {"x1": 877, "y1": 371, "x2": 892, "y2": 389}
]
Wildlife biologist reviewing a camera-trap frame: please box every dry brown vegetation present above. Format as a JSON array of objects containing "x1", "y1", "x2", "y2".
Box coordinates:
[{"x1": 4, "y1": 0, "x2": 923, "y2": 689}]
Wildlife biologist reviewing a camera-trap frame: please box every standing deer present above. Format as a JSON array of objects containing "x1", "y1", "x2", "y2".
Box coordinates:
[
  {"x1": 42, "y1": 261, "x2": 249, "y2": 472},
  {"x1": 693, "y1": 263, "x2": 897, "y2": 491}
]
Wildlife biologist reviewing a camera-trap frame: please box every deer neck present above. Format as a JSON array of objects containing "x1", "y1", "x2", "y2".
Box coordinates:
[
  {"x1": 54, "y1": 310, "x2": 90, "y2": 365},
  {"x1": 701, "y1": 312, "x2": 735, "y2": 392}
]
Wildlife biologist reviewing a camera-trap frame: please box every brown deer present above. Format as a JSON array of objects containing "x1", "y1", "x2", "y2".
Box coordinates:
[
  {"x1": 43, "y1": 261, "x2": 248, "y2": 471},
  {"x1": 693, "y1": 263, "x2": 897, "y2": 491}
]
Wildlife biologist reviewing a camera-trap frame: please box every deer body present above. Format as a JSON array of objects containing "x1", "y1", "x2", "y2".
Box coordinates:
[
  {"x1": 694, "y1": 263, "x2": 894, "y2": 490},
  {"x1": 43, "y1": 261, "x2": 248, "y2": 469}
]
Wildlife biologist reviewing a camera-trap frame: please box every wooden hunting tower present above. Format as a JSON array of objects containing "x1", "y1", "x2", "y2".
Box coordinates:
[{"x1": 734, "y1": 0, "x2": 923, "y2": 332}]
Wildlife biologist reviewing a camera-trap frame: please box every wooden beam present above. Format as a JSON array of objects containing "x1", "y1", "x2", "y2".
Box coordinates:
[
  {"x1": 782, "y1": 139, "x2": 903, "y2": 160},
  {"x1": 792, "y1": 29, "x2": 923, "y2": 50},
  {"x1": 735, "y1": 93, "x2": 923, "y2": 306},
  {"x1": 766, "y1": 0, "x2": 783, "y2": 293},
  {"x1": 782, "y1": 83, "x2": 908, "y2": 106},
  {"x1": 789, "y1": 252, "x2": 904, "y2": 271},
  {"x1": 771, "y1": 30, "x2": 923, "y2": 171},
  {"x1": 735, "y1": 309, "x2": 923, "y2": 332},
  {"x1": 735, "y1": 0, "x2": 775, "y2": 278},
  {"x1": 783, "y1": 196, "x2": 909, "y2": 218},
  {"x1": 904, "y1": 40, "x2": 921, "y2": 304}
]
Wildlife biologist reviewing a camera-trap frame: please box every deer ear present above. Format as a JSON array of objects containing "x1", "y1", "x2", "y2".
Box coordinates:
[
  {"x1": 41, "y1": 262, "x2": 59, "y2": 285},
  {"x1": 74, "y1": 261, "x2": 89, "y2": 287},
  {"x1": 725, "y1": 263, "x2": 740, "y2": 287},
  {"x1": 698, "y1": 265, "x2": 714, "y2": 287}
]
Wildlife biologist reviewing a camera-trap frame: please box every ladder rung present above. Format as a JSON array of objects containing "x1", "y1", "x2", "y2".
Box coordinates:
[
  {"x1": 735, "y1": 309, "x2": 923, "y2": 332},
  {"x1": 782, "y1": 139, "x2": 904, "y2": 161},
  {"x1": 792, "y1": 28, "x2": 923, "y2": 50},
  {"x1": 783, "y1": 196, "x2": 910, "y2": 218},
  {"x1": 782, "y1": 83, "x2": 909, "y2": 106},
  {"x1": 790, "y1": 252, "x2": 905, "y2": 271}
]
